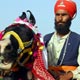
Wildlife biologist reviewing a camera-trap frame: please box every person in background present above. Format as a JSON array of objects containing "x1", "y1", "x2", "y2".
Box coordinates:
[{"x1": 44, "y1": 0, "x2": 80, "y2": 80}]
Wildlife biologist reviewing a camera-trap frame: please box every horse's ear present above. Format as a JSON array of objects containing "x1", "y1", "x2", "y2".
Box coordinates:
[
  {"x1": 27, "y1": 10, "x2": 36, "y2": 26},
  {"x1": 19, "y1": 12, "x2": 27, "y2": 20}
]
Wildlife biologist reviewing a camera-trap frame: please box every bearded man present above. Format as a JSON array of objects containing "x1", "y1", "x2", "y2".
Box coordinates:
[{"x1": 44, "y1": 0, "x2": 80, "y2": 80}]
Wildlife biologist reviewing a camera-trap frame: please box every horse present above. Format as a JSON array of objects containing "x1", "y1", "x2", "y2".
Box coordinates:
[{"x1": 0, "y1": 10, "x2": 55, "y2": 80}]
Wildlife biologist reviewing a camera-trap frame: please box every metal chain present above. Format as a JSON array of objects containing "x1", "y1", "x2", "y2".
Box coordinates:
[{"x1": 59, "y1": 32, "x2": 71, "y2": 65}]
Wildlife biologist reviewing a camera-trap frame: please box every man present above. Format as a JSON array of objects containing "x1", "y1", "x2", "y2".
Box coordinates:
[{"x1": 44, "y1": 0, "x2": 80, "y2": 80}]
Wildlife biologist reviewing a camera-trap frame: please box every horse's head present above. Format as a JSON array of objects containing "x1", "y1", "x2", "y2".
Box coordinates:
[
  {"x1": 0, "y1": 10, "x2": 54, "y2": 80},
  {"x1": 0, "y1": 10, "x2": 38, "y2": 70}
]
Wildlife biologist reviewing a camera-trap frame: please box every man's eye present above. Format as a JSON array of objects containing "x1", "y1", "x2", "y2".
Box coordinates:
[
  {"x1": 56, "y1": 13, "x2": 60, "y2": 16},
  {"x1": 62, "y1": 14, "x2": 67, "y2": 16}
]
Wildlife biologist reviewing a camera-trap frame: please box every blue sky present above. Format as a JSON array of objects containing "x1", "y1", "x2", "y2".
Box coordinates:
[{"x1": 0, "y1": 0, "x2": 80, "y2": 36}]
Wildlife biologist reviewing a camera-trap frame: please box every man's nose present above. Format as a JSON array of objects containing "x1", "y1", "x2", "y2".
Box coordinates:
[{"x1": 58, "y1": 15, "x2": 63, "y2": 21}]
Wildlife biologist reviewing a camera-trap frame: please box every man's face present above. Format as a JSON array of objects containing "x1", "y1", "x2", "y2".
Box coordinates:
[{"x1": 54, "y1": 10, "x2": 71, "y2": 35}]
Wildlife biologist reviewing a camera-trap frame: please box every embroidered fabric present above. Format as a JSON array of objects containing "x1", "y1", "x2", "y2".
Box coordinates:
[{"x1": 32, "y1": 49, "x2": 55, "y2": 80}]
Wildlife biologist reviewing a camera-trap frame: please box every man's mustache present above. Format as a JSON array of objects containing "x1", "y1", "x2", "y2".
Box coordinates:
[{"x1": 56, "y1": 22, "x2": 66, "y2": 24}]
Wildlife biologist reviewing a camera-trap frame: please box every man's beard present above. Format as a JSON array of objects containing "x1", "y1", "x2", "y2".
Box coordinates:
[{"x1": 54, "y1": 19, "x2": 71, "y2": 35}]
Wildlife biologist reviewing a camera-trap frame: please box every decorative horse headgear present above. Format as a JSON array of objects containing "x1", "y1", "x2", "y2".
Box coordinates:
[{"x1": 0, "y1": 10, "x2": 54, "y2": 80}]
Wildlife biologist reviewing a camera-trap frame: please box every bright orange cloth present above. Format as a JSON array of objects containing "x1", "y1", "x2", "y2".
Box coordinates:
[
  {"x1": 54, "y1": 0, "x2": 77, "y2": 18},
  {"x1": 49, "y1": 66, "x2": 77, "y2": 72}
]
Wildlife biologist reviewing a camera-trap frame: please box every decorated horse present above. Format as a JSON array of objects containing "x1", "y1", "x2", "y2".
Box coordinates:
[{"x1": 0, "y1": 10, "x2": 55, "y2": 80}]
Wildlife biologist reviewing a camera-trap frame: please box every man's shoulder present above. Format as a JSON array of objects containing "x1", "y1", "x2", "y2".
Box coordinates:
[
  {"x1": 44, "y1": 32, "x2": 54, "y2": 39},
  {"x1": 43, "y1": 32, "x2": 54, "y2": 47},
  {"x1": 71, "y1": 31, "x2": 80, "y2": 37},
  {"x1": 71, "y1": 31, "x2": 80, "y2": 41}
]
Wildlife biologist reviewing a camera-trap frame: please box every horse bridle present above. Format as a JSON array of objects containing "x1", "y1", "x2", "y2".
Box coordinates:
[{"x1": 2, "y1": 31, "x2": 34, "y2": 68}]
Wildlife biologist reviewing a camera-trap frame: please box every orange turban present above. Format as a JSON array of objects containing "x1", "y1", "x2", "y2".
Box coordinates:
[{"x1": 54, "y1": 0, "x2": 77, "y2": 18}]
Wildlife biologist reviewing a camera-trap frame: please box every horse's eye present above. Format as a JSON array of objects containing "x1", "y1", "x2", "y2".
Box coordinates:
[{"x1": 6, "y1": 44, "x2": 12, "y2": 50}]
